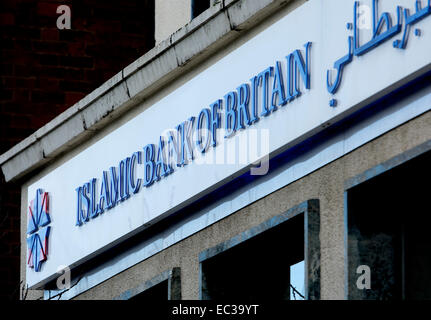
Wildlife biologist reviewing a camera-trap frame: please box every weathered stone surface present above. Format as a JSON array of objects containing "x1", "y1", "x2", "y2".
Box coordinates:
[
  {"x1": 123, "y1": 37, "x2": 173, "y2": 79},
  {"x1": 125, "y1": 47, "x2": 179, "y2": 99},
  {"x1": 1, "y1": 141, "x2": 45, "y2": 182},
  {"x1": 170, "y1": 1, "x2": 224, "y2": 46},
  {"x1": 226, "y1": 0, "x2": 293, "y2": 30},
  {"x1": 41, "y1": 114, "x2": 87, "y2": 157},
  {"x1": 81, "y1": 82, "x2": 131, "y2": 130},
  {"x1": 174, "y1": 11, "x2": 232, "y2": 66}
]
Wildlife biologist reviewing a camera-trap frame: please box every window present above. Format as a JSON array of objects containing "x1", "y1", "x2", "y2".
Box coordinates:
[
  {"x1": 346, "y1": 147, "x2": 431, "y2": 299},
  {"x1": 114, "y1": 268, "x2": 181, "y2": 300},
  {"x1": 199, "y1": 200, "x2": 320, "y2": 300},
  {"x1": 290, "y1": 260, "x2": 305, "y2": 300},
  {"x1": 192, "y1": 0, "x2": 211, "y2": 19},
  {"x1": 130, "y1": 280, "x2": 169, "y2": 301}
]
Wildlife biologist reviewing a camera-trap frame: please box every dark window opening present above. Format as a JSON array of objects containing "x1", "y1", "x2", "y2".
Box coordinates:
[
  {"x1": 130, "y1": 280, "x2": 168, "y2": 301},
  {"x1": 192, "y1": 0, "x2": 211, "y2": 19},
  {"x1": 200, "y1": 200, "x2": 320, "y2": 300},
  {"x1": 115, "y1": 268, "x2": 181, "y2": 300},
  {"x1": 347, "y1": 150, "x2": 431, "y2": 300},
  {"x1": 202, "y1": 214, "x2": 303, "y2": 300}
]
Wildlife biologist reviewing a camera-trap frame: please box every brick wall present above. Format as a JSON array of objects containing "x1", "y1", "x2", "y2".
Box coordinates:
[{"x1": 0, "y1": 0, "x2": 155, "y2": 300}]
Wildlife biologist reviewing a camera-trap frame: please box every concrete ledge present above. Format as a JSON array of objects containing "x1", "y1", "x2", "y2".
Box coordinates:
[{"x1": 0, "y1": 0, "x2": 296, "y2": 182}]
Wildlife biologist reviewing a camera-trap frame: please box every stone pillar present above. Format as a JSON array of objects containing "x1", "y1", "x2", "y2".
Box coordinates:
[{"x1": 155, "y1": 0, "x2": 192, "y2": 44}]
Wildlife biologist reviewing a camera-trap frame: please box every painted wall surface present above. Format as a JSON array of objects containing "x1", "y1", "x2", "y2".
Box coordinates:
[
  {"x1": 155, "y1": 0, "x2": 192, "y2": 44},
  {"x1": 26, "y1": 0, "x2": 431, "y2": 287}
]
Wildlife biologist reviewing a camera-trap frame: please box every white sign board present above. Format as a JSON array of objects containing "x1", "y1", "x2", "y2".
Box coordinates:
[{"x1": 26, "y1": 0, "x2": 431, "y2": 287}]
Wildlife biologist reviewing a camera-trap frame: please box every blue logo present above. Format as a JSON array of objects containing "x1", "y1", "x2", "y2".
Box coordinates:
[{"x1": 27, "y1": 189, "x2": 51, "y2": 272}]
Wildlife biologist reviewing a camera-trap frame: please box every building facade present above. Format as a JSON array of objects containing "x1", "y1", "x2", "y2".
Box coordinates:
[{"x1": 1, "y1": 0, "x2": 431, "y2": 300}]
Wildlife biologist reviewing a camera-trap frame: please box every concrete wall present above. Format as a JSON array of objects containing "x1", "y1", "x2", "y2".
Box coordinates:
[
  {"x1": 155, "y1": 0, "x2": 192, "y2": 44},
  {"x1": 73, "y1": 111, "x2": 431, "y2": 300}
]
